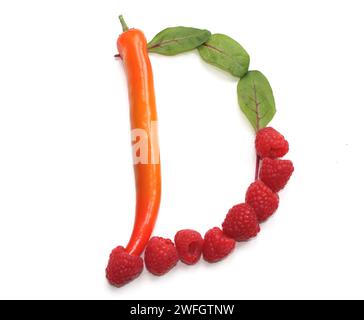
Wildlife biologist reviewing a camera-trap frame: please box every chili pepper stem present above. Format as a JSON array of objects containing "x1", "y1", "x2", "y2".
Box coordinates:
[{"x1": 119, "y1": 15, "x2": 129, "y2": 32}]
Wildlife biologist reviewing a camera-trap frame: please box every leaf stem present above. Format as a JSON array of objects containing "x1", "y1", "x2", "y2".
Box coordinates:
[
  {"x1": 255, "y1": 155, "x2": 260, "y2": 180},
  {"x1": 119, "y1": 15, "x2": 129, "y2": 32},
  {"x1": 253, "y1": 80, "x2": 261, "y2": 180}
]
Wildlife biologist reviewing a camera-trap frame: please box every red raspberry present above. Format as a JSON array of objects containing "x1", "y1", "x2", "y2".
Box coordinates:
[
  {"x1": 175, "y1": 229, "x2": 204, "y2": 265},
  {"x1": 144, "y1": 237, "x2": 179, "y2": 276},
  {"x1": 203, "y1": 227, "x2": 235, "y2": 263},
  {"x1": 255, "y1": 127, "x2": 289, "y2": 159},
  {"x1": 222, "y1": 203, "x2": 260, "y2": 241},
  {"x1": 260, "y1": 158, "x2": 294, "y2": 192},
  {"x1": 246, "y1": 180, "x2": 279, "y2": 222},
  {"x1": 106, "y1": 246, "x2": 143, "y2": 287}
]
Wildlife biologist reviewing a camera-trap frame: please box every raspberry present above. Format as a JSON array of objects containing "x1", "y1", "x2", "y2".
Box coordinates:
[
  {"x1": 255, "y1": 127, "x2": 289, "y2": 159},
  {"x1": 144, "y1": 237, "x2": 179, "y2": 276},
  {"x1": 106, "y1": 246, "x2": 143, "y2": 287},
  {"x1": 246, "y1": 180, "x2": 279, "y2": 222},
  {"x1": 203, "y1": 227, "x2": 235, "y2": 263},
  {"x1": 259, "y1": 158, "x2": 294, "y2": 192},
  {"x1": 175, "y1": 229, "x2": 204, "y2": 265},
  {"x1": 222, "y1": 203, "x2": 260, "y2": 241}
]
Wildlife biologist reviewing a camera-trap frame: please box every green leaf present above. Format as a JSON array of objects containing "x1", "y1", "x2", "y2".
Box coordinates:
[
  {"x1": 198, "y1": 34, "x2": 250, "y2": 78},
  {"x1": 148, "y1": 27, "x2": 211, "y2": 56},
  {"x1": 237, "y1": 71, "x2": 276, "y2": 131}
]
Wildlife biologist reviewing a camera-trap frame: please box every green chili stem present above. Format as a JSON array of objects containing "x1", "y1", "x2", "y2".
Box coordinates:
[{"x1": 119, "y1": 15, "x2": 129, "y2": 32}]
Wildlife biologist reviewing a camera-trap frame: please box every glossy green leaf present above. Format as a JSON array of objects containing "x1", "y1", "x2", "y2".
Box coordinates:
[
  {"x1": 148, "y1": 27, "x2": 211, "y2": 56},
  {"x1": 198, "y1": 34, "x2": 250, "y2": 77},
  {"x1": 237, "y1": 71, "x2": 276, "y2": 131}
]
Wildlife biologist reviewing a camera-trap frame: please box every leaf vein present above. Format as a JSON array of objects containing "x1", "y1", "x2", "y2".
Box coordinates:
[{"x1": 148, "y1": 32, "x2": 206, "y2": 50}]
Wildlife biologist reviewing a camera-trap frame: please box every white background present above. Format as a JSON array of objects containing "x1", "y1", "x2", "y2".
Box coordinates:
[{"x1": 0, "y1": 0, "x2": 363, "y2": 300}]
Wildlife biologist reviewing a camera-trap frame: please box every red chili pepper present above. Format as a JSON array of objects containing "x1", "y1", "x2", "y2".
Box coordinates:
[{"x1": 116, "y1": 16, "x2": 161, "y2": 256}]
